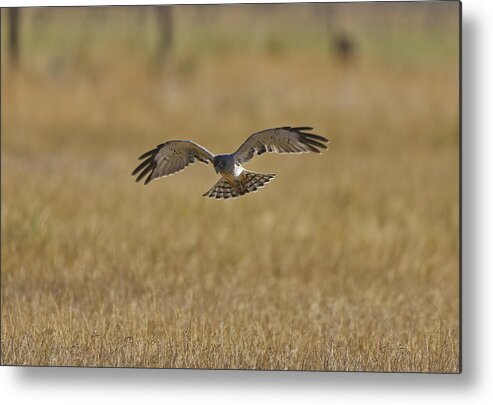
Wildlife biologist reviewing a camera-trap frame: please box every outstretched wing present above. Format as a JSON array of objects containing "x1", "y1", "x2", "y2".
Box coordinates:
[
  {"x1": 234, "y1": 126, "x2": 329, "y2": 164},
  {"x1": 132, "y1": 140, "x2": 214, "y2": 185}
]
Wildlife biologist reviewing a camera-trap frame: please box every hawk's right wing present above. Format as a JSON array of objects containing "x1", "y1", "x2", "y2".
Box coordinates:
[{"x1": 132, "y1": 140, "x2": 214, "y2": 185}]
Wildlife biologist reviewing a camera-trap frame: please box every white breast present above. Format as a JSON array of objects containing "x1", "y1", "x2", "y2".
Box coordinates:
[{"x1": 233, "y1": 163, "x2": 244, "y2": 177}]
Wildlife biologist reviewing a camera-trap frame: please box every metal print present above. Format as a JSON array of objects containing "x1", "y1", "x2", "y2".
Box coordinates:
[{"x1": 1, "y1": 2, "x2": 460, "y2": 372}]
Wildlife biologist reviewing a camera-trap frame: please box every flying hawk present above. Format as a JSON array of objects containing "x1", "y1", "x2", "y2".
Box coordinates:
[{"x1": 132, "y1": 126, "x2": 329, "y2": 199}]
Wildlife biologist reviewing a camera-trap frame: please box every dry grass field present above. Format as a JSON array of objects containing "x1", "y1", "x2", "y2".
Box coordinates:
[{"x1": 1, "y1": 3, "x2": 459, "y2": 372}]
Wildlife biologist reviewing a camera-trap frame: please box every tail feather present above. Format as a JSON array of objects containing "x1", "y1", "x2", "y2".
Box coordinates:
[{"x1": 203, "y1": 171, "x2": 276, "y2": 199}]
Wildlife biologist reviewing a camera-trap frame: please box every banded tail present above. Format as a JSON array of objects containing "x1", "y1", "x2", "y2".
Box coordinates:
[{"x1": 203, "y1": 171, "x2": 276, "y2": 199}]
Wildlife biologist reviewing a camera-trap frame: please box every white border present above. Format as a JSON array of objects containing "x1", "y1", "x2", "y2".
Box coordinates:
[
  {"x1": 2, "y1": 0, "x2": 493, "y2": 404},
  {"x1": 2, "y1": 0, "x2": 424, "y2": 7}
]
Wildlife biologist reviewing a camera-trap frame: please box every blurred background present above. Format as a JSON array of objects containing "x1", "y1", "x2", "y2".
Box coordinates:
[{"x1": 1, "y1": 3, "x2": 460, "y2": 371}]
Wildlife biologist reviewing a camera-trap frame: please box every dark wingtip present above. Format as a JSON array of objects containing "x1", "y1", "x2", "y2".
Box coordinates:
[
  {"x1": 133, "y1": 146, "x2": 159, "y2": 182},
  {"x1": 293, "y1": 126, "x2": 314, "y2": 132},
  {"x1": 302, "y1": 133, "x2": 329, "y2": 143},
  {"x1": 144, "y1": 174, "x2": 153, "y2": 185},
  {"x1": 133, "y1": 156, "x2": 156, "y2": 184},
  {"x1": 138, "y1": 143, "x2": 163, "y2": 160},
  {"x1": 300, "y1": 134, "x2": 328, "y2": 151},
  {"x1": 138, "y1": 150, "x2": 153, "y2": 160},
  {"x1": 293, "y1": 126, "x2": 329, "y2": 144}
]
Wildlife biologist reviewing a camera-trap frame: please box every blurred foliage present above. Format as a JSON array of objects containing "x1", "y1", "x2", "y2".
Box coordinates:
[{"x1": 1, "y1": 3, "x2": 459, "y2": 71}]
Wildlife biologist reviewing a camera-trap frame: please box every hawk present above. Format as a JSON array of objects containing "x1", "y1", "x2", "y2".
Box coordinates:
[{"x1": 132, "y1": 126, "x2": 329, "y2": 199}]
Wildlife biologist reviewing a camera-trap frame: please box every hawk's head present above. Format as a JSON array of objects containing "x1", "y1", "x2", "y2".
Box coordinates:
[{"x1": 213, "y1": 155, "x2": 232, "y2": 174}]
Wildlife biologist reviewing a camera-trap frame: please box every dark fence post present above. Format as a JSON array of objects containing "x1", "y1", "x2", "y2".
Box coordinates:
[
  {"x1": 8, "y1": 8, "x2": 21, "y2": 67},
  {"x1": 332, "y1": 32, "x2": 355, "y2": 65},
  {"x1": 156, "y1": 6, "x2": 173, "y2": 65}
]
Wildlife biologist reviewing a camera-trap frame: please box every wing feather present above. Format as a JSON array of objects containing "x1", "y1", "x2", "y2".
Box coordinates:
[
  {"x1": 132, "y1": 140, "x2": 214, "y2": 185},
  {"x1": 234, "y1": 126, "x2": 329, "y2": 164}
]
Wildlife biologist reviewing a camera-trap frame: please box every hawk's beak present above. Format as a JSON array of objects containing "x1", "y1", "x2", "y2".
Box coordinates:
[{"x1": 215, "y1": 167, "x2": 219, "y2": 174}]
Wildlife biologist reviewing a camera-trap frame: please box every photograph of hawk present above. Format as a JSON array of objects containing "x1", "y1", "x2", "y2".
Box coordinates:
[{"x1": 132, "y1": 126, "x2": 329, "y2": 199}]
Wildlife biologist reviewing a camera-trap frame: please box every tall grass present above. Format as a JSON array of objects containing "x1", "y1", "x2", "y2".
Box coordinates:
[{"x1": 1, "y1": 3, "x2": 459, "y2": 371}]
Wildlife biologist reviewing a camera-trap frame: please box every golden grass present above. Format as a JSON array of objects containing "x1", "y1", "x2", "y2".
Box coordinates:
[{"x1": 1, "y1": 5, "x2": 459, "y2": 371}]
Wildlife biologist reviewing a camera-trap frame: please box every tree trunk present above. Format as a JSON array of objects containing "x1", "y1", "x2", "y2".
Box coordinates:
[
  {"x1": 156, "y1": 6, "x2": 173, "y2": 65},
  {"x1": 8, "y1": 8, "x2": 20, "y2": 67}
]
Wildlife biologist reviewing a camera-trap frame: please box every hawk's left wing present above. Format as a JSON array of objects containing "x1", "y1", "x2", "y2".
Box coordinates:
[{"x1": 234, "y1": 126, "x2": 329, "y2": 164}]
